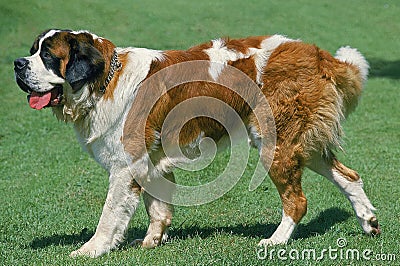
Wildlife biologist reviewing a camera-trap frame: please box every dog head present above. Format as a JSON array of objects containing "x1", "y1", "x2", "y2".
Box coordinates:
[{"x1": 14, "y1": 29, "x2": 116, "y2": 120}]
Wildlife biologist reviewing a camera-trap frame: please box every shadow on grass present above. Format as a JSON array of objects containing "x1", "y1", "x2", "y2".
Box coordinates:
[
  {"x1": 294, "y1": 207, "x2": 352, "y2": 240},
  {"x1": 29, "y1": 228, "x2": 93, "y2": 250},
  {"x1": 29, "y1": 207, "x2": 351, "y2": 249},
  {"x1": 169, "y1": 207, "x2": 352, "y2": 241},
  {"x1": 29, "y1": 227, "x2": 146, "y2": 250},
  {"x1": 368, "y1": 58, "x2": 400, "y2": 79}
]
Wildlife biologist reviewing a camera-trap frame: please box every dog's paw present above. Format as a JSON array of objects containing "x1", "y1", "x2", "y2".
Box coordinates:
[
  {"x1": 361, "y1": 216, "x2": 381, "y2": 236},
  {"x1": 258, "y1": 238, "x2": 287, "y2": 247},
  {"x1": 141, "y1": 233, "x2": 163, "y2": 249},
  {"x1": 130, "y1": 233, "x2": 167, "y2": 249},
  {"x1": 70, "y1": 241, "x2": 110, "y2": 258},
  {"x1": 369, "y1": 217, "x2": 381, "y2": 235},
  {"x1": 70, "y1": 248, "x2": 99, "y2": 258},
  {"x1": 354, "y1": 202, "x2": 381, "y2": 236},
  {"x1": 129, "y1": 236, "x2": 161, "y2": 249}
]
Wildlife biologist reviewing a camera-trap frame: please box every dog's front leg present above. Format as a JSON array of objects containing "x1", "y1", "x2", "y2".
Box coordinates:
[{"x1": 70, "y1": 169, "x2": 141, "y2": 258}]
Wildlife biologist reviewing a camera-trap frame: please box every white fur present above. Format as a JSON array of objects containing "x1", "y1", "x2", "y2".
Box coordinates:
[
  {"x1": 331, "y1": 169, "x2": 377, "y2": 233},
  {"x1": 335, "y1": 46, "x2": 369, "y2": 84},
  {"x1": 204, "y1": 38, "x2": 249, "y2": 80},
  {"x1": 204, "y1": 35, "x2": 298, "y2": 84},
  {"x1": 258, "y1": 211, "x2": 297, "y2": 246},
  {"x1": 78, "y1": 47, "x2": 164, "y2": 146},
  {"x1": 307, "y1": 155, "x2": 377, "y2": 235},
  {"x1": 71, "y1": 30, "x2": 101, "y2": 41},
  {"x1": 70, "y1": 168, "x2": 141, "y2": 258},
  {"x1": 70, "y1": 47, "x2": 165, "y2": 257},
  {"x1": 253, "y1": 35, "x2": 299, "y2": 86}
]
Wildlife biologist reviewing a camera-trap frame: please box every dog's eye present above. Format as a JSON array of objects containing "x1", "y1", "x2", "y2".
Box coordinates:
[{"x1": 42, "y1": 51, "x2": 52, "y2": 60}]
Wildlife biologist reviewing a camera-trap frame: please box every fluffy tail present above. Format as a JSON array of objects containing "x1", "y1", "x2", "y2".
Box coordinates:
[
  {"x1": 332, "y1": 46, "x2": 369, "y2": 118},
  {"x1": 300, "y1": 46, "x2": 368, "y2": 155},
  {"x1": 335, "y1": 46, "x2": 369, "y2": 84}
]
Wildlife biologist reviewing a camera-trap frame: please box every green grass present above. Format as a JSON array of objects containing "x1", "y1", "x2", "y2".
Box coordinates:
[{"x1": 1, "y1": 0, "x2": 399, "y2": 265}]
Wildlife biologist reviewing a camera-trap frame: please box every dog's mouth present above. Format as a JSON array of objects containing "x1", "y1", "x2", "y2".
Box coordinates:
[
  {"x1": 27, "y1": 85, "x2": 63, "y2": 110},
  {"x1": 16, "y1": 76, "x2": 64, "y2": 110}
]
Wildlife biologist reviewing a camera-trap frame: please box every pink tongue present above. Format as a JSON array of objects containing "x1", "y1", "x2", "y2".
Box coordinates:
[{"x1": 29, "y1": 91, "x2": 52, "y2": 110}]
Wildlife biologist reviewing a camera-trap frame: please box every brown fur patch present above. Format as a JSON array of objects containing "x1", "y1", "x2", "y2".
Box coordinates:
[
  {"x1": 261, "y1": 42, "x2": 363, "y2": 157},
  {"x1": 45, "y1": 32, "x2": 73, "y2": 78},
  {"x1": 333, "y1": 158, "x2": 360, "y2": 182},
  {"x1": 225, "y1": 35, "x2": 266, "y2": 52}
]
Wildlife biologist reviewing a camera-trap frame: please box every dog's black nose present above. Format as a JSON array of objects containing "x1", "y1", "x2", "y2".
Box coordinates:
[{"x1": 14, "y1": 58, "x2": 29, "y2": 70}]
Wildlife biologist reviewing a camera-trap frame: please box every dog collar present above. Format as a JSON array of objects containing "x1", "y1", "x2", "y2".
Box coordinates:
[{"x1": 100, "y1": 50, "x2": 122, "y2": 93}]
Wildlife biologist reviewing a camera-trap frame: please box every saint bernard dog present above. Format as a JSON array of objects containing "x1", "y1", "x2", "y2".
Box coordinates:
[{"x1": 14, "y1": 29, "x2": 380, "y2": 257}]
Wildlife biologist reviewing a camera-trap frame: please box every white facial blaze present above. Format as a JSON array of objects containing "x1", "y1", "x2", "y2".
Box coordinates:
[{"x1": 24, "y1": 29, "x2": 65, "y2": 92}]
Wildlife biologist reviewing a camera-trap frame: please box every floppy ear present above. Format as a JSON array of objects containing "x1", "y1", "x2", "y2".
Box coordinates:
[{"x1": 66, "y1": 35, "x2": 105, "y2": 91}]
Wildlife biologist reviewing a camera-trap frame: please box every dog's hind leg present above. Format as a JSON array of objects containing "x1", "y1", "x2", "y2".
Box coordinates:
[
  {"x1": 131, "y1": 172, "x2": 175, "y2": 248},
  {"x1": 258, "y1": 144, "x2": 308, "y2": 246},
  {"x1": 307, "y1": 151, "x2": 380, "y2": 235}
]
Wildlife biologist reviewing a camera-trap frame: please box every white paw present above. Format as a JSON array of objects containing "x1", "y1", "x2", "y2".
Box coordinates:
[
  {"x1": 359, "y1": 216, "x2": 381, "y2": 236},
  {"x1": 258, "y1": 238, "x2": 287, "y2": 247},
  {"x1": 70, "y1": 248, "x2": 100, "y2": 258},
  {"x1": 142, "y1": 233, "x2": 163, "y2": 249},
  {"x1": 69, "y1": 241, "x2": 111, "y2": 258},
  {"x1": 129, "y1": 236, "x2": 160, "y2": 249},
  {"x1": 351, "y1": 199, "x2": 381, "y2": 236}
]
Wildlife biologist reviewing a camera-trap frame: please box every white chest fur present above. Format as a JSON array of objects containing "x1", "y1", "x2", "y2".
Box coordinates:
[{"x1": 73, "y1": 47, "x2": 164, "y2": 174}]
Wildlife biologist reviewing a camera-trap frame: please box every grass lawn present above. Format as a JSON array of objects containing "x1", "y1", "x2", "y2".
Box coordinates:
[{"x1": 1, "y1": 0, "x2": 399, "y2": 265}]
